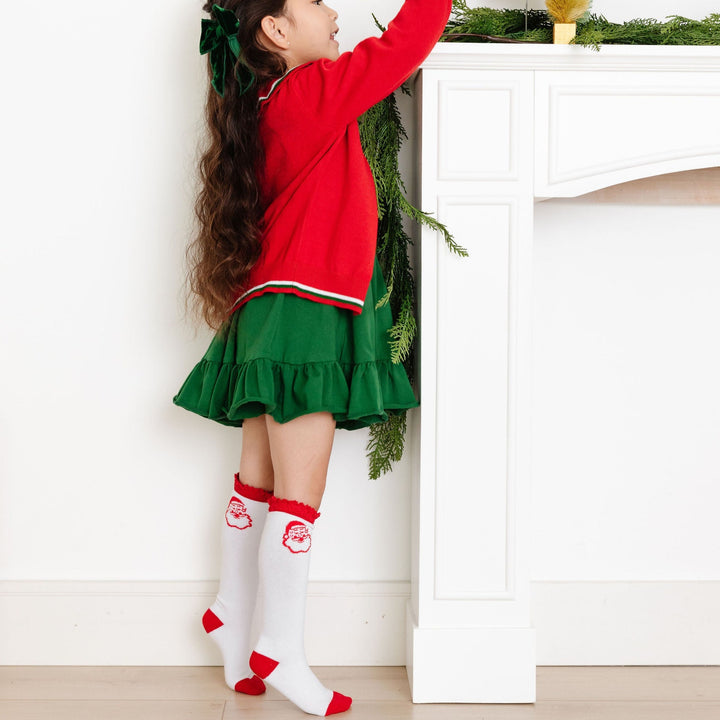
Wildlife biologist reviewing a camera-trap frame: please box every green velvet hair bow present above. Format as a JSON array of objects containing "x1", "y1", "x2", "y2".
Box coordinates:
[{"x1": 200, "y1": 3, "x2": 256, "y2": 97}]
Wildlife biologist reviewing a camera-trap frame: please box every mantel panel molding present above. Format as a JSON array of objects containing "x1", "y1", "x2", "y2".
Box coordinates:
[{"x1": 536, "y1": 71, "x2": 720, "y2": 196}]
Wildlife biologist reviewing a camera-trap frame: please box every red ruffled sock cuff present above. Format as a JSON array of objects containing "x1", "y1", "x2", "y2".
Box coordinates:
[
  {"x1": 268, "y1": 495, "x2": 321, "y2": 524},
  {"x1": 234, "y1": 473, "x2": 274, "y2": 503}
]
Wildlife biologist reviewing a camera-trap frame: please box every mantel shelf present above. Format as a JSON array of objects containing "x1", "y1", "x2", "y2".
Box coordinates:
[{"x1": 420, "y1": 43, "x2": 720, "y2": 72}]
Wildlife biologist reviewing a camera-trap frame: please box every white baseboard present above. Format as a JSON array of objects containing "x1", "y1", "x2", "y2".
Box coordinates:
[
  {"x1": 2, "y1": 580, "x2": 718, "y2": 665},
  {"x1": 0, "y1": 581, "x2": 409, "y2": 666},
  {"x1": 532, "y1": 581, "x2": 720, "y2": 665}
]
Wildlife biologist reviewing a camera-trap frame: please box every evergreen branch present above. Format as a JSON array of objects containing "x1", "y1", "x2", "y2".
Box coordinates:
[
  {"x1": 441, "y1": 32, "x2": 542, "y2": 44},
  {"x1": 395, "y1": 193, "x2": 469, "y2": 257},
  {"x1": 387, "y1": 296, "x2": 417, "y2": 365},
  {"x1": 366, "y1": 412, "x2": 407, "y2": 480},
  {"x1": 358, "y1": 5, "x2": 477, "y2": 480}
]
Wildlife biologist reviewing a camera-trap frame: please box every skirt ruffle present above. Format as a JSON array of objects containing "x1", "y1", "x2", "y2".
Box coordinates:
[{"x1": 173, "y1": 256, "x2": 419, "y2": 430}]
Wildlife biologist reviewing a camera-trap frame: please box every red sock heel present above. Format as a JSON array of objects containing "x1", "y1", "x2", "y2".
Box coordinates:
[
  {"x1": 202, "y1": 608, "x2": 223, "y2": 633},
  {"x1": 249, "y1": 650, "x2": 279, "y2": 679}
]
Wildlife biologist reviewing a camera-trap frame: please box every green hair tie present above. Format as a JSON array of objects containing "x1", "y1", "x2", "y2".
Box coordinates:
[{"x1": 199, "y1": 3, "x2": 256, "y2": 97}]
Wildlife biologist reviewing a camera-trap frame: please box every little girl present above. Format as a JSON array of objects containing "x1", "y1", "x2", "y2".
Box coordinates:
[{"x1": 173, "y1": 0, "x2": 452, "y2": 715}]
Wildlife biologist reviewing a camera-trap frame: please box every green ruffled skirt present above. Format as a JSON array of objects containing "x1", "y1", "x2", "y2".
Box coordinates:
[{"x1": 173, "y1": 256, "x2": 419, "y2": 430}]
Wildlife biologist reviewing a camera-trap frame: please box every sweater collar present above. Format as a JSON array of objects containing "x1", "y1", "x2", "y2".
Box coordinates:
[{"x1": 257, "y1": 61, "x2": 314, "y2": 104}]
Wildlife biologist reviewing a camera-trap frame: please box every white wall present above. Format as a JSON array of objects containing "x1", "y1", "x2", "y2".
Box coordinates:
[
  {"x1": 0, "y1": 1, "x2": 412, "y2": 587},
  {"x1": 531, "y1": 198, "x2": 720, "y2": 582},
  {"x1": 1, "y1": 0, "x2": 718, "y2": 665}
]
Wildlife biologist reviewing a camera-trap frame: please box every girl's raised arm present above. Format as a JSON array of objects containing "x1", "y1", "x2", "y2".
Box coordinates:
[{"x1": 287, "y1": 0, "x2": 453, "y2": 128}]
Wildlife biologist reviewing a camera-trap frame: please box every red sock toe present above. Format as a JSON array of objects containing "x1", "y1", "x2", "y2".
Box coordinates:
[
  {"x1": 235, "y1": 674, "x2": 266, "y2": 695},
  {"x1": 325, "y1": 691, "x2": 352, "y2": 715}
]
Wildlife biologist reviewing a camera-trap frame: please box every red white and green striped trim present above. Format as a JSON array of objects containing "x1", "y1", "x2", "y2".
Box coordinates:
[
  {"x1": 229, "y1": 281, "x2": 365, "y2": 314},
  {"x1": 257, "y1": 61, "x2": 313, "y2": 104}
]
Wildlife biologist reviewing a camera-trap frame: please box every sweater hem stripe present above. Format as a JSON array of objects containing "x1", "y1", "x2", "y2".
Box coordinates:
[{"x1": 230, "y1": 282, "x2": 365, "y2": 312}]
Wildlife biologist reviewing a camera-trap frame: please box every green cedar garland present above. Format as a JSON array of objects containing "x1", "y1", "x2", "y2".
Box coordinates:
[
  {"x1": 358, "y1": 14, "x2": 467, "y2": 481},
  {"x1": 445, "y1": 1, "x2": 720, "y2": 50},
  {"x1": 571, "y1": 12, "x2": 720, "y2": 50},
  {"x1": 173, "y1": 5, "x2": 718, "y2": 478},
  {"x1": 358, "y1": 2, "x2": 720, "y2": 479},
  {"x1": 443, "y1": 2, "x2": 555, "y2": 43}
]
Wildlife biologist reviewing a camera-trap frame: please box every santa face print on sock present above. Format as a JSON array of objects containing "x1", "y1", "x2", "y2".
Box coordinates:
[
  {"x1": 225, "y1": 496, "x2": 252, "y2": 530},
  {"x1": 282, "y1": 520, "x2": 312, "y2": 553}
]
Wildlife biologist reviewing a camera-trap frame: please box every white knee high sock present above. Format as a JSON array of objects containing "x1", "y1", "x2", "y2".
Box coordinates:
[
  {"x1": 249, "y1": 496, "x2": 352, "y2": 716},
  {"x1": 202, "y1": 474, "x2": 272, "y2": 694}
]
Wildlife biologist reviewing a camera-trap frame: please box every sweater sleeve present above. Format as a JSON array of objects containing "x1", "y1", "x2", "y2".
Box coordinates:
[{"x1": 287, "y1": 0, "x2": 453, "y2": 129}]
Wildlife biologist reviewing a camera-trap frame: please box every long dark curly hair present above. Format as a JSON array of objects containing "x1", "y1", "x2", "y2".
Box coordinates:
[{"x1": 187, "y1": 1, "x2": 291, "y2": 329}]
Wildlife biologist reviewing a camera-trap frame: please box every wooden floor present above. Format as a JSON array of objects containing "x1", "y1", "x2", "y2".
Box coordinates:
[{"x1": 1, "y1": 666, "x2": 719, "y2": 719}]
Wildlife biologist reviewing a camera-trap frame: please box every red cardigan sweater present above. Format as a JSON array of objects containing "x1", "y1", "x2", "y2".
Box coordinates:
[{"x1": 229, "y1": 0, "x2": 453, "y2": 315}]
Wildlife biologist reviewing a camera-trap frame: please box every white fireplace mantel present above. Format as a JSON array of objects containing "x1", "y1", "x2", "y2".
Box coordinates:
[{"x1": 406, "y1": 44, "x2": 720, "y2": 703}]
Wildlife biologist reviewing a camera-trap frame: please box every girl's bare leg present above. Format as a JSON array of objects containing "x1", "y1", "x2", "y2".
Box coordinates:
[
  {"x1": 238, "y1": 415, "x2": 275, "y2": 491},
  {"x1": 264, "y1": 411, "x2": 336, "y2": 510}
]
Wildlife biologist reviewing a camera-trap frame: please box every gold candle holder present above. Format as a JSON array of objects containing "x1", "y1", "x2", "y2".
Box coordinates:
[{"x1": 553, "y1": 22, "x2": 577, "y2": 44}]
